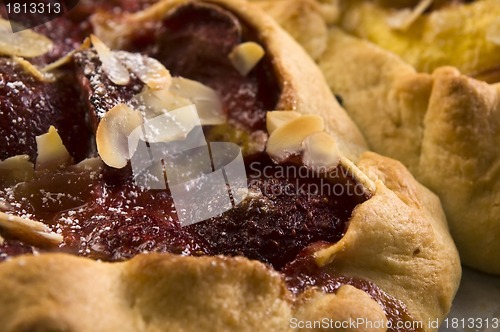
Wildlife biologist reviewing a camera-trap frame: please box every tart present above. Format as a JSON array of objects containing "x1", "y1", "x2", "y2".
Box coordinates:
[
  {"x1": 314, "y1": 6, "x2": 500, "y2": 274},
  {"x1": 0, "y1": 0, "x2": 460, "y2": 331},
  {"x1": 259, "y1": 0, "x2": 500, "y2": 274}
]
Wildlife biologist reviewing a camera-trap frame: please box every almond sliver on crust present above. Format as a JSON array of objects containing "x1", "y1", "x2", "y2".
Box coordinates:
[{"x1": 266, "y1": 111, "x2": 302, "y2": 134}]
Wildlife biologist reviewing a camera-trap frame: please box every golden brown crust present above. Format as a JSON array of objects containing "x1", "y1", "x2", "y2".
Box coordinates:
[
  {"x1": 337, "y1": 152, "x2": 460, "y2": 325},
  {"x1": 419, "y1": 68, "x2": 500, "y2": 273},
  {"x1": 246, "y1": 0, "x2": 333, "y2": 60},
  {"x1": 0, "y1": 253, "x2": 397, "y2": 332},
  {"x1": 295, "y1": 285, "x2": 388, "y2": 332},
  {"x1": 0, "y1": 0, "x2": 461, "y2": 330},
  {"x1": 318, "y1": 28, "x2": 500, "y2": 274},
  {"x1": 0, "y1": 254, "x2": 290, "y2": 331}
]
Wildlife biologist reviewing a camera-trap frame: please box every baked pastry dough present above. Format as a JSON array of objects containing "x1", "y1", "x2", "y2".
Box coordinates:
[
  {"x1": 246, "y1": 0, "x2": 338, "y2": 60},
  {"x1": 258, "y1": 0, "x2": 500, "y2": 274},
  {"x1": 0, "y1": 0, "x2": 460, "y2": 330},
  {"x1": 318, "y1": 27, "x2": 500, "y2": 274}
]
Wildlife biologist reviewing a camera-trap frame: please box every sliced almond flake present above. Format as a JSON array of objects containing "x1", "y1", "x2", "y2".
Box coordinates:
[
  {"x1": 90, "y1": 34, "x2": 130, "y2": 85},
  {"x1": 134, "y1": 86, "x2": 191, "y2": 118},
  {"x1": 142, "y1": 104, "x2": 202, "y2": 144},
  {"x1": 41, "y1": 50, "x2": 76, "y2": 73},
  {"x1": 0, "y1": 18, "x2": 53, "y2": 57},
  {"x1": 0, "y1": 234, "x2": 4, "y2": 245},
  {"x1": 90, "y1": 0, "x2": 181, "y2": 46},
  {"x1": 35, "y1": 126, "x2": 73, "y2": 171},
  {"x1": 228, "y1": 41, "x2": 265, "y2": 76},
  {"x1": 12, "y1": 56, "x2": 56, "y2": 82},
  {"x1": 41, "y1": 38, "x2": 91, "y2": 72},
  {"x1": 266, "y1": 111, "x2": 302, "y2": 134},
  {"x1": 114, "y1": 51, "x2": 172, "y2": 90},
  {"x1": 0, "y1": 155, "x2": 35, "y2": 187},
  {"x1": 170, "y1": 77, "x2": 226, "y2": 125},
  {"x1": 302, "y1": 132, "x2": 340, "y2": 170},
  {"x1": 96, "y1": 103, "x2": 144, "y2": 168},
  {"x1": 266, "y1": 114, "x2": 324, "y2": 162},
  {"x1": 0, "y1": 211, "x2": 63, "y2": 247},
  {"x1": 387, "y1": 0, "x2": 433, "y2": 31},
  {"x1": 339, "y1": 156, "x2": 376, "y2": 195}
]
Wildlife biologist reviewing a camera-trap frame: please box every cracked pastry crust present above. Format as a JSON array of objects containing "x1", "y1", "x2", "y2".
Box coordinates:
[
  {"x1": 318, "y1": 27, "x2": 500, "y2": 274},
  {"x1": 0, "y1": 0, "x2": 460, "y2": 330},
  {"x1": 0, "y1": 254, "x2": 389, "y2": 332}
]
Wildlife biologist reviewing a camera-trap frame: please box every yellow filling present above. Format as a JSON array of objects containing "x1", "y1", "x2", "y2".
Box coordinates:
[{"x1": 340, "y1": 0, "x2": 500, "y2": 81}]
